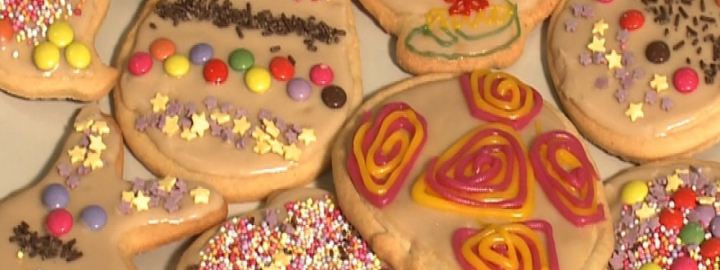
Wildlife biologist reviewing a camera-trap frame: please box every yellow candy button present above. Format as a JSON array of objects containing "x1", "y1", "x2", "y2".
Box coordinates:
[
  {"x1": 163, "y1": 54, "x2": 190, "y2": 78},
  {"x1": 245, "y1": 67, "x2": 271, "y2": 93},
  {"x1": 33, "y1": 42, "x2": 61, "y2": 71},
  {"x1": 621, "y1": 180, "x2": 649, "y2": 205},
  {"x1": 48, "y1": 21, "x2": 74, "y2": 48},
  {"x1": 639, "y1": 263, "x2": 661, "y2": 270},
  {"x1": 65, "y1": 42, "x2": 92, "y2": 70}
]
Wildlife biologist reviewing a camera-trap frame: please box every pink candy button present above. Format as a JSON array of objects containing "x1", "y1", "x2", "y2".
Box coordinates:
[
  {"x1": 673, "y1": 67, "x2": 699, "y2": 93},
  {"x1": 310, "y1": 64, "x2": 334, "y2": 86},
  {"x1": 128, "y1": 52, "x2": 153, "y2": 76},
  {"x1": 46, "y1": 208, "x2": 73, "y2": 237}
]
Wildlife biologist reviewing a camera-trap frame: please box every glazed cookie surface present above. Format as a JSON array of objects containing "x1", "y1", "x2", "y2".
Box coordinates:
[
  {"x1": 0, "y1": 105, "x2": 227, "y2": 269},
  {"x1": 0, "y1": 0, "x2": 118, "y2": 101},
  {"x1": 604, "y1": 160, "x2": 720, "y2": 269},
  {"x1": 548, "y1": 0, "x2": 720, "y2": 162},
  {"x1": 114, "y1": 0, "x2": 362, "y2": 201},
  {"x1": 358, "y1": 0, "x2": 559, "y2": 74},
  {"x1": 331, "y1": 70, "x2": 614, "y2": 270},
  {"x1": 176, "y1": 188, "x2": 382, "y2": 270}
]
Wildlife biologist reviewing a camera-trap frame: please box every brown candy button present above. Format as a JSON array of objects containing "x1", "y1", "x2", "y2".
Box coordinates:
[
  {"x1": 645, "y1": 41, "x2": 670, "y2": 64},
  {"x1": 321, "y1": 85, "x2": 347, "y2": 109}
]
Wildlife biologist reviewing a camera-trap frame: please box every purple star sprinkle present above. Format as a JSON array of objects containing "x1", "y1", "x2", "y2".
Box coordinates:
[
  {"x1": 632, "y1": 68, "x2": 645, "y2": 80},
  {"x1": 203, "y1": 96, "x2": 218, "y2": 110},
  {"x1": 265, "y1": 209, "x2": 279, "y2": 228},
  {"x1": 645, "y1": 91, "x2": 657, "y2": 105},
  {"x1": 614, "y1": 68, "x2": 630, "y2": 80},
  {"x1": 77, "y1": 165, "x2": 91, "y2": 176},
  {"x1": 592, "y1": 52, "x2": 607, "y2": 65},
  {"x1": 661, "y1": 97, "x2": 673, "y2": 111},
  {"x1": 220, "y1": 127, "x2": 235, "y2": 142},
  {"x1": 210, "y1": 121, "x2": 222, "y2": 137},
  {"x1": 614, "y1": 89, "x2": 628, "y2": 103},
  {"x1": 166, "y1": 100, "x2": 182, "y2": 116},
  {"x1": 609, "y1": 252, "x2": 625, "y2": 270},
  {"x1": 565, "y1": 19, "x2": 578, "y2": 32},
  {"x1": 149, "y1": 195, "x2": 162, "y2": 208},
  {"x1": 616, "y1": 29, "x2": 630, "y2": 43},
  {"x1": 580, "y1": 5, "x2": 594, "y2": 18},
  {"x1": 258, "y1": 109, "x2": 272, "y2": 121},
  {"x1": 235, "y1": 136, "x2": 250, "y2": 150},
  {"x1": 579, "y1": 52, "x2": 592, "y2": 66},
  {"x1": 570, "y1": 4, "x2": 583, "y2": 17},
  {"x1": 274, "y1": 118, "x2": 287, "y2": 132},
  {"x1": 155, "y1": 114, "x2": 167, "y2": 129},
  {"x1": 132, "y1": 178, "x2": 146, "y2": 192},
  {"x1": 79, "y1": 135, "x2": 90, "y2": 147},
  {"x1": 118, "y1": 201, "x2": 132, "y2": 215},
  {"x1": 135, "y1": 116, "x2": 150, "y2": 131},
  {"x1": 57, "y1": 163, "x2": 72, "y2": 178},
  {"x1": 235, "y1": 108, "x2": 248, "y2": 118},
  {"x1": 291, "y1": 124, "x2": 303, "y2": 133},
  {"x1": 285, "y1": 130, "x2": 299, "y2": 144},
  {"x1": 220, "y1": 102, "x2": 235, "y2": 114},
  {"x1": 594, "y1": 76, "x2": 608, "y2": 89},
  {"x1": 185, "y1": 103, "x2": 197, "y2": 117},
  {"x1": 180, "y1": 117, "x2": 192, "y2": 129},
  {"x1": 175, "y1": 180, "x2": 188, "y2": 193},
  {"x1": 66, "y1": 175, "x2": 80, "y2": 189},
  {"x1": 621, "y1": 51, "x2": 634, "y2": 66},
  {"x1": 620, "y1": 77, "x2": 634, "y2": 89}
]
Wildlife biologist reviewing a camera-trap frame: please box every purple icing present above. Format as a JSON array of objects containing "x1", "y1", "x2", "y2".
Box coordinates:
[{"x1": 594, "y1": 76, "x2": 608, "y2": 89}]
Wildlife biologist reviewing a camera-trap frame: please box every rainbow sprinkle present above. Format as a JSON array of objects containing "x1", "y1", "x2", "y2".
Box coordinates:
[
  {"x1": 0, "y1": 0, "x2": 81, "y2": 44},
  {"x1": 198, "y1": 195, "x2": 382, "y2": 270}
]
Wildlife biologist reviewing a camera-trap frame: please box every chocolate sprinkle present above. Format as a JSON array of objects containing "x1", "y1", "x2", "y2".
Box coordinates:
[
  {"x1": 8, "y1": 222, "x2": 83, "y2": 262},
  {"x1": 269, "y1": 45, "x2": 281, "y2": 53},
  {"x1": 321, "y1": 85, "x2": 347, "y2": 109},
  {"x1": 149, "y1": 22, "x2": 157, "y2": 29}
]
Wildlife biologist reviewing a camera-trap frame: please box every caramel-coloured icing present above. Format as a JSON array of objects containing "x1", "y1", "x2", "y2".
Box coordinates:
[
  {"x1": 549, "y1": 0, "x2": 720, "y2": 137},
  {"x1": 117, "y1": 0, "x2": 359, "y2": 178},
  {"x1": 0, "y1": 106, "x2": 224, "y2": 269},
  {"x1": 337, "y1": 75, "x2": 612, "y2": 269}
]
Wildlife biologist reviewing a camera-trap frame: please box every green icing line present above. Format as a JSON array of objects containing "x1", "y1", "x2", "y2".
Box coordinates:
[{"x1": 405, "y1": 1, "x2": 521, "y2": 60}]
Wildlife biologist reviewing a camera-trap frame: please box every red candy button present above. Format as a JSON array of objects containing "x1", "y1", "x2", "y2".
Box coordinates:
[
  {"x1": 597, "y1": 0, "x2": 613, "y2": 2},
  {"x1": 46, "y1": 208, "x2": 73, "y2": 237},
  {"x1": 0, "y1": 19, "x2": 13, "y2": 42},
  {"x1": 620, "y1": 10, "x2": 645, "y2": 31},
  {"x1": 673, "y1": 67, "x2": 699, "y2": 93},
  {"x1": 659, "y1": 208, "x2": 684, "y2": 230},
  {"x1": 673, "y1": 187, "x2": 697, "y2": 210},
  {"x1": 128, "y1": 52, "x2": 153, "y2": 76},
  {"x1": 203, "y1": 58, "x2": 229, "y2": 84},
  {"x1": 269, "y1": 56, "x2": 295, "y2": 81},
  {"x1": 702, "y1": 238, "x2": 720, "y2": 258}
]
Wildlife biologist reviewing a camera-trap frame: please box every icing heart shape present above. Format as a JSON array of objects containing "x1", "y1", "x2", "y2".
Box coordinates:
[
  {"x1": 411, "y1": 122, "x2": 533, "y2": 220},
  {"x1": 347, "y1": 102, "x2": 428, "y2": 207},
  {"x1": 0, "y1": 105, "x2": 226, "y2": 269},
  {"x1": 452, "y1": 220, "x2": 559, "y2": 270},
  {"x1": 529, "y1": 130, "x2": 605, "y2": 226}
]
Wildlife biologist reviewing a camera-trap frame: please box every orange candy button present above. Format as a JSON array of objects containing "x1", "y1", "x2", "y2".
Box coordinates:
[
  {"x1": 149, "y1": 38, "x2": 176, "y2": 60},
  {"x1": 0, "y1": 19, "x2": 13, "y2": 42}
]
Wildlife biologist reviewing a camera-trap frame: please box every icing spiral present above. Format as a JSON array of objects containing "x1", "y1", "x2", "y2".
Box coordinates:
[
  {"x1": 411, "y1": 123, "x2": 533, "y2": 220},
  {"x1": 529, "y1": 130, "x2": 605, "y2": 226},
  {"x1": 452, "y1": 220, "x2": 559, "y2": 270},
  {"x1": 347, "y1": 102, "x2": 428, "y2": 207},
  {"x1": 460, "y1": 70, "x2": 543, "y2": 129}
]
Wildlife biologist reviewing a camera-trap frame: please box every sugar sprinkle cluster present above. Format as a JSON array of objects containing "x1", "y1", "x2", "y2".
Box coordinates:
[{"x1": 0, "y1": 0, "x2": 80, "y2": 44}]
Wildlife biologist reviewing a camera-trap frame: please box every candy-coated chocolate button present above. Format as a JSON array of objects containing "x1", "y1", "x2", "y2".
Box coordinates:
[
  {"x1": 0, "y1": 18, "x2": 13, "y2": 42},
  {"x1": 660, "y1": 208, "x2": 684, "y2": 230},
  {"x1": 65, "y1": 42, "x2": 92, "y2": 70},
  {"x1": 81, "y1": 205, "x2": 107, "y2": 231},
  {"x1": 621, "y1": 180, "x2": 648, "y2": 205},
  {"x1": 287, "y1": 78, "x2": 312, "y2": 101},
  {"x1": 673, "y1": 67, "x2": 699, "y2": 93},
  {"x1": 163, "y1": 54, "x2": 190, "y2": 78},
  {"x1": 310, "y1": 64, "x2": 334, "y2": 86},
  {"x1": 673, "y1": 187, "x2": 697, "y2": 210},
  {"x1": 150, "y1": 38, "x2": 176, "y2": 60},
  {"x1": 711, "y1": 217, "x2": 720, "y2": 237},
  {"x1": 701, "y1": 238, "x2": 720, "y2": 258},
  {"x1": 47, "y1": 21, "x2": 74, "y2": 48},
  {"x1": 620, "y1": 10, "x2": 645, "y2": 31},
  {"x1": 128, "y1": 52, "x2": 153, "y2": 76},
  {"x1": 228, "y1": 48, "x2": 254, "y2": 71},
  {"x1": 639, "y1": 263, "x2": 661, "y2": 270},
  {"x1": 245, "y1": 67, "x2": 272, "y2": 93},
  {"x1": 597, "y1": 0, "x2": 612, "y2": 2},
  {"x1": 42, "y1": 184, "x2": 69, "y2": 209},
  {"x1": 269, "y1": 56, "x2": 295, "y2": 81},
  {"x1": 46, "y1": 208, "x2": 73, "y2": 237},
  {"x1": 321, "y1": 85, "x2": 347, "y2": 109},
  {"x1": 645, "y1": 41, "x2": 670, "y2": 64},
  {"x1": 680, "y1": 222, "x2": 705, "y2": 245},
  {"x1": 670, "y1": 257, "x2": 697, "y2": 270},
  {"x1": 33, "y1": 42, "x2": 61, "y2": 71},
  {"x1": 203, "y1": 59, "x2": 229, "y2": 84},
  {"x1": 189, "y1": 43, "x2": 214, "y2": 65},
  {"x1": 693, "y1": 205, "x2": 716, "y2": 228}
]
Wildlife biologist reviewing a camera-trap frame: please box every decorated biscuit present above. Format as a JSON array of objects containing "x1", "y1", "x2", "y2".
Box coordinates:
[
  {"x1": 176, "y1": 188, "x2": 383, "y2": 270},
  {"x1": 604, "y1": 160, "x2": 720, "y2": 270},
  {"x1": 0, "y1": 0, "x2": 117, "y2": 101},
  {"x1": 0, "y1": 105, "x2": 227, "y2": 269},
  {"x1": 548, "y1": 0, "x2": 720, "y2": 162},
  {"x1": 357, "y1": 0, "x2": 559, "y2": 74},
  {"x1": 331, "y1": 70, "x2": 614, "y2": 269},
  {"x1": 113, "y1": 0, "x2": 362, "y2": 202}
]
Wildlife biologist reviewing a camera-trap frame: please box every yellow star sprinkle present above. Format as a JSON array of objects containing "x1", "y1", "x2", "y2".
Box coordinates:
[
  {"x1": 67, "y1": 146, "x2": 87, "y2": 164},
  {"x1": 191, "y1": 113, "x2": 210, "y2": 137},
  {"x1": 666, "y1": 172, "x2": 683, "y2": 192},
  {"x1": 592, "y1": 19, "x2": 609, "y2": 36},
  {"x1": 132, "y1": 191, "x2": 151, "y2": 211},
  {"x1": 88, "y1": 135, "x2": 106, "y2": 153},
  {"x1": 298, "y1": 129, "x2": 317, "y2": 146},
  {"x1": 83, "y1": 151, "x2": 104, "y2": 170},
  {"x1": 699, "y1": 196, "x2": 716, "y2": 205},
  {"x1": 625, "y1": 102, "x2": 644, "y2": 122},
  {"x1": 587, "y1": 36, "x2": 606, "y2": 53},
  {"x1": 284, "y1": 144, "x2": 302, "y2": 161},
  {"x1": 650, "y1": 74, "x2": 669, "y2": 92},
  {"x1": 162, "y1": 115, "x2": 180, "y2": 136},
  {"x1": 180, "y1": 129, "x2": 197, "y2": 141},
  {"x1": 121, "y1": 191, "x2": 135, "y2": 203},
  {"x1": 253, "y1": 140, "x2": 272, "y2": 154},
  {"x1": 635, "y1": 203, "x2": 656, "y2": 219},
  {"x1": 74, "y1": 119, "x2": 94, "y2": 132},
  {"x1": 269, "y1": 139, "x2": 285, "y2": 155},
  {"x1": 210, "y1": 111, "x2": 231, "y2": 125},
  {"x1": 605, "y1": 50, "x2": 623, "y2": 69},
  {"x1": 150, "y1": 93, "x2": 170, "y2": 113},
  {"x1": 263, "y1": 119, "x2": 280, "y2": 138},
  {"x1": 252, "y1": 127, "x2": 271, "y2": 142},
  {"x1": 232, "y1": 117, "x2": 252, "y2": 136},
  {"x1": 158, "y1": 176, "x2": 177, "y2": 192},
  {"x1": 91, "y1": 121, "x2": 110, "y2": 135},
  {"x1": 190, "y1": 187, "x2": 211, "y2": 204}
]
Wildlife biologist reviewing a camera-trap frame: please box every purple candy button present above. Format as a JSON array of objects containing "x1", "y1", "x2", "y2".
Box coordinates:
[
  {"x1": 42, "y1": 184, "x2": 69, "y2": 209},
  {"x1": 287, "y1": 78, "x2": 312, "y2": 101},
  {"x1": 81, "y1": 205, "x2": 108, "y2": 231},
  {"x1": 189, "y1": 43, "x2": 214, "y2": 65}
]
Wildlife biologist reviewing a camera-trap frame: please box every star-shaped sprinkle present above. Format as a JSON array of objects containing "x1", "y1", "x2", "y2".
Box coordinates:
[
  {"x1": 88, "y1": 135, "x2": 106, "y2": 152},
  {"x1": 158, "y1": 176, "x2": 177, "y2": 192},
  {"x1": 666, "y1": 172, "x2": 683, "y2": 192},
  {"x1": 645, "y1": 91, "x2": 657, "y2": 105},
  {"x1": 254, "y1": 140, "x2": 272, "y2": 154},
  {"x1": 67, "y1": 146, "x2": 87, "y2": 164},
  {"x1": 592, "y1": 19, "x2": 609, "y2": 36},
  {"x1": 650, "y1": 74, "x2": 669, "y2": 92},
  {"x1": 122, "y1": 191, "x2": 135, "y2": 202},
  {"x1": 699, "y1": 196, "x2": 716, "y2": 205},
  {"x1": 150, "y1": 93, "x2": 170, "y2": 113},
  {"x1": 252, "y1": 127, "x2": 271, "y2": 142},
  {"x1": 587, "y1": 36, "x2": 606, "y2": 53},
  {"x1": 579, "y1": 52, "x2": 592, "y2": 66},
  {"x1": 132, "y1": 191, "x2": 151, "y2": 211},
  {"x1": 91, "y1": 121, "x2": 110, "y2": 135},
  {"x1": 565, "y1": 19, "x2": 577, "y2": 32},
  {"x1": 298, "y1": 129, "x2": 317, "y2": 146},
  {"x1": 269, "y1": 139, "x2": 285, "y2": 155},
  {"x1": 210, "y1": 111, "x2": 231, "y2": 125},
  {"x1": 614, "y1": 89, "x2": 627, "y2": 104},
  {"x1": 190, "y1": 187, "x2": 210, "y2": 204},
  {"x1": 284, "y1": 144, "x2": 302, "y2": 161},
  {"x1": 232, "y1": 117, "x2": 252, "y2": 136},
  {"x1": 180, "y1": 129, "x2": 197, "y2": 141},
  {"x1": 74, "y1": 119, "x2": 94, "y2": 132},
  {"x1": 83, "y1": 151, "x2": 104, "y2": 170},
  {"x1": 191, "y1": 113, "x2": 210, "y2": 137},
  {"x1": 605, "y1": 50, "x2": 623, "y2": 69},
  {"x1": 162, "y1": 115, "x2": 180, "y2": 136},
  {"x1": 635, "y1": 203, "x2": 656, "y2": 219},
  {"x1": 625, "y1": 102, "x2": 644, "y2": 122},
  {"x1": 263, "y1": 119, "x2": 281, "y2": 138}
]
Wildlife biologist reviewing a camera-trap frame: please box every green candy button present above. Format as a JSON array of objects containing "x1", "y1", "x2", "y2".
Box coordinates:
[
  {"x1": 680, "y1": 222, "x2": 705, "y2": 245},
  {"x1": 228, "y1": 48, "x2": 254, "y2": 71}
]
